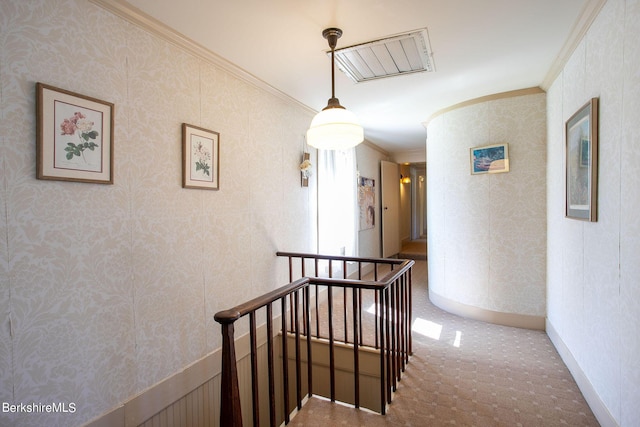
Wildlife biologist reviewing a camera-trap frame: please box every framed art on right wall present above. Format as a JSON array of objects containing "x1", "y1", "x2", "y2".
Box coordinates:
[{"x1": 565, "y1": 98, "x2": 599, "y2": 221}]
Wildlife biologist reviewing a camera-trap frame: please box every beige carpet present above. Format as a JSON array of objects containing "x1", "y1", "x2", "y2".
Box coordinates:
[
  {"x1": 289, "y1": 260, "x2": 599, "y2": 426},
  {"x1": 399, "y1": 239, "x2": 427, "y2": 260}
]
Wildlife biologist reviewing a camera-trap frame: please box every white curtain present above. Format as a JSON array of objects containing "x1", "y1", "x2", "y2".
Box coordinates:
[{"x1": 317, "y1": 148, "x2": 358, "y2": 256}]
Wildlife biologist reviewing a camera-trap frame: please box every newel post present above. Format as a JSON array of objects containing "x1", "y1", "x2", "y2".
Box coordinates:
[{"x1": 215, "y1": 311, "x2": 243, "y2": 427}]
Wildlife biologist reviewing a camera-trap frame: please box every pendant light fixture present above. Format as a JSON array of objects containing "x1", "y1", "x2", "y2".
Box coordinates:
[{"x1": 306, "y1": 28, "x2": 364, "y2": 150}]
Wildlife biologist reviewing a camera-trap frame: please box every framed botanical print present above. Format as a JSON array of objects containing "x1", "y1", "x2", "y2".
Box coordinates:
[
  {"x1": 36, "y1": 83, "x2": 114, "y2": 184},
  {"x1": 182, "y1": 123, "x2": 220, "y2": 190}
]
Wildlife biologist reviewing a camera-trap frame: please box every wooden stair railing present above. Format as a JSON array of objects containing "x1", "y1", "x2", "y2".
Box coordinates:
[
  {"x1": 277, "y1": 252, "x2": 414, "y2": 411},
  {"x1": 214, "y1": 253, "x2": 414, "y2": 427}
]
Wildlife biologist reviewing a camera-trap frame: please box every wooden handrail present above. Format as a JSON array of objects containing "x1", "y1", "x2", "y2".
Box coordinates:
[
  {"x1": 275, "y1": 251, "x2": 409, "y2": 266},
  {"x1": 214, "y1": 253, "x2": 414, "y2": 426},
  {"x1": 278, "y1": 252, "x2": 414, "y2": 411},
  {"x1": 214, "y1": 277, "x2": 310, "y2": 324}
]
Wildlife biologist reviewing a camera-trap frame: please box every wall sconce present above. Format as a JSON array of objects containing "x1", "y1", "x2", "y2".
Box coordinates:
[
  {"x1": 300, "y1": 152, "x2": 312, "y2": 187},
  {"x1": 400, "y1": 174, "x2": 411, "y2": 184}
]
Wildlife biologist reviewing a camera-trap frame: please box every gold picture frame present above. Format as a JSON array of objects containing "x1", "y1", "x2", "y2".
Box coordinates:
[
  {"x1": 470, "y1": 143, "x2": 509, "y2": 175},
  {"x1": 36, "y1": 83, "x2": 114, "y2": 184},
  {"x1": 182, "y1": 123, "x2": 220, "y2": 190}
]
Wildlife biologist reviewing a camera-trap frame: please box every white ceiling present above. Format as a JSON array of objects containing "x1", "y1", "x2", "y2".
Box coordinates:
[{"x1": 121, "y1": 0, "x2": 602, "y2": 153}]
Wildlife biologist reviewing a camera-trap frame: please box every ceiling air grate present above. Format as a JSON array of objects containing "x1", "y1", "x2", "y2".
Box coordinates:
[{"x1": 332, "y1": 29, "x2": 434, "y2": 83}]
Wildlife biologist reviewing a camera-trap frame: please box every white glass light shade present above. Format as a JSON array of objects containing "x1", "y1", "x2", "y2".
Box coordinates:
[{"x1": 306, "y1": 107, "x2": 364, "y2": 150}]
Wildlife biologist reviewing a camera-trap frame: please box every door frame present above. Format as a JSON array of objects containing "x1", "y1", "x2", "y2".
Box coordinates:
[{"x1": 381, "y1": 160, "x2": 400, "y2": 257}]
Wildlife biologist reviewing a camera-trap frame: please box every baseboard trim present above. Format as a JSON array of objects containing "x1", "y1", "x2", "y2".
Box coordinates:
[
  {"x1": 84, "y1": 347, "x2": 223, "y2": 427},
  {"x1": 428, "y1": 290, "x2": 545, "y2": 330},
  {"x1": 545, "y1": 319, "x2": 619, "y2": 427},
  {"x1": 83, "y1": 319, "x2": 273, "y2": 427}
]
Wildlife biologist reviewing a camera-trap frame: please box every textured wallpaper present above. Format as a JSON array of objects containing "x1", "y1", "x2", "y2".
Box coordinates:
[
  {"x1": 546, "y1": 0, "x2": 640, "y2": 425},
  {"x1": 427, "y1": 92, "x2": 547, "y2": 317},
  {"x1": 0, "y1": 1, "x2": 316, "y2": 426}
]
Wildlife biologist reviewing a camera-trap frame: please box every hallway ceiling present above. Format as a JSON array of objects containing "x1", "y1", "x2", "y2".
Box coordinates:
[{"x1": 122, "y1": 0, "x2": 603, "y2": 153}]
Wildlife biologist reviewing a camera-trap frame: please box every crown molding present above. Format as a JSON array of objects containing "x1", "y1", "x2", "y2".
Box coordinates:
[
  {"x1": 424, "y1": 87, "x2": 545, "y2": 126},
  {"x1": 89, "y1": 0, "x2": 317, "y2": 116},
  {"x1": 541, "y1": 0, "x2": 607, "y2": 90},
  {"x1": 360, "y1": 139, "x2": 389, "y2": 156}
]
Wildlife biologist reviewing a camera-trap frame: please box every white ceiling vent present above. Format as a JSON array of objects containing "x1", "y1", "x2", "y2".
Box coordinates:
[{"x1": 332, "y1": 29, "x2": 434, "y2": 83}]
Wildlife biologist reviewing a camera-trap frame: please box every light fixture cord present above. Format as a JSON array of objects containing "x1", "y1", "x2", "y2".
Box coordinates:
[
  {"x1": 331, "y1": 47, "x2": 336, "y2": 100},
  {"x1": 322, "y1": 28, "x2": 342, "y2": 109}
]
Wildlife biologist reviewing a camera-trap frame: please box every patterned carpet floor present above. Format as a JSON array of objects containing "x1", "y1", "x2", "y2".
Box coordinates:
[
  {"x1": 399, "y1": 238, "x2": 427, "y2": 260},
  {"x1": 289, "y1": 260, "x2": 599, "y2": 426}
]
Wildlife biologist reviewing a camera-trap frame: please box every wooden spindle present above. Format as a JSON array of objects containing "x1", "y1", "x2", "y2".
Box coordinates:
[{"x1": 215, "y1": 316, "x2": 243, "y2": 427}]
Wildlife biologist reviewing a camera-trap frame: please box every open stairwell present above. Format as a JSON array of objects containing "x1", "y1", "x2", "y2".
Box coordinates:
[
  {"x1": 214, "y1": 254, "x2": 598, "y2": 427},
  {"x1": 214, "y1": 252, "x2": 413, "y2": 426},
  {"x1": 287, "y1": 260, "x2": 598, "y2": 427}
]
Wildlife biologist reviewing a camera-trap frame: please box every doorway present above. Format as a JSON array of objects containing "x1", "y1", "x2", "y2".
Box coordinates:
[
  {"x1": 411, "y1": 163, "x2": 427, "y2": 240},
  {"x1": 381, "y1": 160, "x2": 401, "y2": 258},
  {"x1": 399, "y1": 163, "x2": 427, "y2": 260}
]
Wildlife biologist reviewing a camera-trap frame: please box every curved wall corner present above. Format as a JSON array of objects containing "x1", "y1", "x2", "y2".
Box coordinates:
[{"x1": 426, "y1": 89, "x2": 547, "y2": 330}]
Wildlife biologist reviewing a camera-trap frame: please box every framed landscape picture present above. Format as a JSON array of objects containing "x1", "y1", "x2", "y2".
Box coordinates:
[
  {"x1": 36, "y1": 83, "x2": 114, "y2": 184},
  {"x1": 182, "y1": 123, "x2": 220, "y2": 190},
  {"x1": 470, "y1": 143, "x2": 509, "y2": 175},
  {"x1": 565, "y1": 98, "x2": 598, "y2": 221}
]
